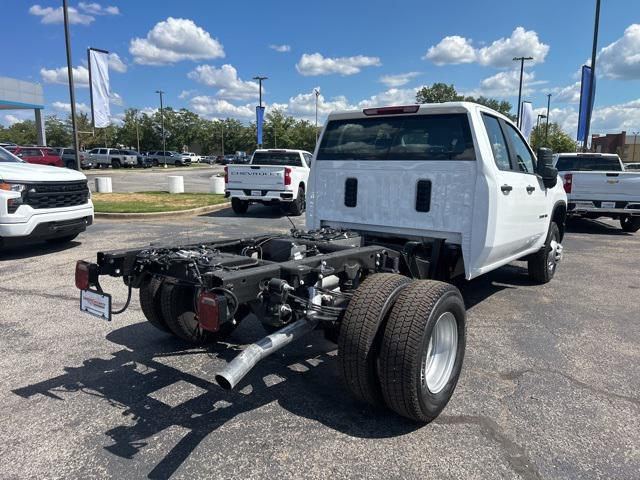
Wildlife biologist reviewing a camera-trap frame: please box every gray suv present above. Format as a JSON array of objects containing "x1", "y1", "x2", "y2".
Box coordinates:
[
  {"x1": 147, "y1": 150, "x2": 191, "y2": 167},
  {"x1": 51, "y1": 147, "x2": 93, "y2": 170}
]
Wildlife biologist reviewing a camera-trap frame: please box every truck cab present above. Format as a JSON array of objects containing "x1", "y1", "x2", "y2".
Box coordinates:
[{"x1": 308, "y1": 102, "x2": 568, "y2": 280}]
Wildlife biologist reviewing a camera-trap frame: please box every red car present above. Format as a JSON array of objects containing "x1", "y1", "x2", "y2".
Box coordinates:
[{"x1": 7, "y1": 146, "x2": 63, "y2": 167}]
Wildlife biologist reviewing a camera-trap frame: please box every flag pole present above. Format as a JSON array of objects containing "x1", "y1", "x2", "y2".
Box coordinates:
[{"x1": 62, "y1": 0, "x2": 81, "y2": 170}]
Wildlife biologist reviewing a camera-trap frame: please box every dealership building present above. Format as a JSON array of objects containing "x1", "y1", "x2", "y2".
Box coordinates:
[{"x1": 0, "y1": 76, "x2": 46, "y2": 145}]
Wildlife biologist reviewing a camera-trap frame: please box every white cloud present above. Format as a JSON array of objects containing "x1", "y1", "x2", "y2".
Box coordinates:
[
  {"x1": 3, "y1": 114, "x2": 22, "y2": 126},
  {"x1": 189, "y1": 96, "x2": 254, "y2": 119},
  {"x1": 40, "y1": 65, "x2": 89, "y2": 87},
  {"x1": 551, "y1": 82, "x2": 581, "y2": 104},
  {"x1": 29, "y1": 4, "x2": 94, "y2": 25},
  {"x1": 598, "y1": 24, "x2": 640, "y2": 80},
  {"x1": 280, "y1": 89, "x2": 353, "y2": 121},
  {"x1": 269, "y1": 44, "x2": 291, "y2": 53},
  {"x1": 296, "y1": 53, "x2": 381, "y2": 76},
  {"x1": 110, "y1": 92, "x2": 123, "y2": 106},
  {"x1": 52, "y1": 101, "x2": 90, "y2": 114},
  {"x1": 424, "y1": 36, "x2": 477, "y2": 65},
  {"x1": 188, "y1": 64, "x2": 259, "y2": 101},
  {"x1": 379, "y1": 72, "x2": 421, "y2": 88},
  {"x1": 78, "y1": 2, "x2": 120, "y2": 15},
  {"x1": 108, "y1": 53, "x2": 127, "y2": 73},
  {"x1": 424, "y1": 27, "x2": 549, "y2": 68},
  {"x1": 178, "y1": 89, "x2": 197, "y2": 100},
  {"x1": 464, "y1": 70, "x2": 545, "y2": 98},
  {"x1": 357, "y1": 88, "x2": 420, "y2": 109},
  {"x1": 129, "y1": 17, "x2": 225, "y2": 65}
]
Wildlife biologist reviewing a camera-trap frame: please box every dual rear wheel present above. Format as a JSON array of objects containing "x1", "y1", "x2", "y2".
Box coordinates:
[{"x1": 338, "y1": 273, "x2": 466, "y2": 423}]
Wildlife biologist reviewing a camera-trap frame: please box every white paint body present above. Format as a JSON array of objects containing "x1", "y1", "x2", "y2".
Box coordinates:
[
  {"x1": 307, "y1": 102, "x2": 567, "y2": 280},
  {"x1": 226, "y1": 149, "x2": 311, "y2": 204},
  {"x1": 0, "y1": 150, "x2": 94, "y2": 239}
]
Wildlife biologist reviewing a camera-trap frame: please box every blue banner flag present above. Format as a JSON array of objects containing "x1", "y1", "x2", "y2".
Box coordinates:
[
  {"x1": 577, "y1": 65, "x2": 596, "y2": 144},
  {"x1": 256, "y1": 106, "x2": 265, "y2": 145}
]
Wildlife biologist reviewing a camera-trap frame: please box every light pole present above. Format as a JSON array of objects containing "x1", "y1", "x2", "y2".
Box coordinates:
[
  {"x1": 513, "y1": 56, "x2": 533, "y2": 128},
  {"x1": 155, "y1": 90, "x2": 166, "y2": 157},
  {"x1": 253, "y1": 76, "x2": 268, "y2": 148},
  {"x1": 133, "y1": 109, "x2": 140, "y2": 152},
  {"x1": 545, "y1": 93, "x2": 552, "y2": 145},
  {"x1": 220, "y1": 122, "x2": 225, "y2": 156},
  {"x1": 314, "y1": 89, "x2": 320, "y2": 145},
  {"x1": 583, "y1": 0, "x2": 601, "y2": 152},
  {"x1": 536, "y1": 114, "x2": 546, "y2": 130},
  {"x1": 62, "y1": 0, "x2": 81, "y2": 170},
  {"x1": 632, "y1": 131, "x2": 639, "y2": 163}
]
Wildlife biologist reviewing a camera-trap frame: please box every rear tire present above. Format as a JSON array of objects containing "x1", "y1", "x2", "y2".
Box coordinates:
[
  {"x1": 379, "y1": 280, "x2": 466, "y2": 423},
  {"x1": 231, "y1": 198, "x2": 249, "y2": 214},
  {"x1": 65, "y1": 160, "x2": 76, "y2": 170},
  {"x1": 288, "y1": 186, "x2": 305, "y2": 216},
  {"x1": 174, "y1": 160, "x2": 181, "y2": 167},
  {"x1": 152, "y1": 160, "x2": 159, "y2": 167},
  {"x1": 528, "y1": 222, "x2": 562, "y2": 284},
  {"x1": 139, "y1": 277, "x2": 171, "y2": 333},
  {"x1": 620, "y1": 215, "x2": 640, "y2": 233},
  {"x1": 338, "y1": 273, "x2": 413, "y2": 407},
  {"x1": 112, "y1": 159, "x2": 121, "y2": 169},
  {"x1": 160, "y1": 283, "x2": 236, "y2": 344}
]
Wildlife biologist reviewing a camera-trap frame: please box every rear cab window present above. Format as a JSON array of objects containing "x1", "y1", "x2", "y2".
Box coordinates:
[
  {"x1": 555, "y1": 155, "x2": 622, "y2": 172},
  {"x1": 316, "y1": 113, "x2": 475, "y2": 161},
  {"x1": 252, "y1": 151, "x2": 303, "y2": 167}
]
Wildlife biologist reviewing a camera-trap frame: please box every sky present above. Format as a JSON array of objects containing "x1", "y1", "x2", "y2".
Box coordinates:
[{"x1": 1, "y1": 0, "x2": 639, "y2": 138}]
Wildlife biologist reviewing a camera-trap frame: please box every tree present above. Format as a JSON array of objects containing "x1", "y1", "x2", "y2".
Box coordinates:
[
  {"x1": 416, "y1": 83, "x2": 461, "y2": 103},
  {"x1": 530, "y1": 122, "x2": 577, "y2": 153},
  {"x1": 45, "y1": 115, "x2": 71, "y2": 146},
  {"x1": 416, "y1": 83, "x2": 513, "y2": 119},
  {"x1": 0, "y1": 120, "x2": 37, "y2": 145}
]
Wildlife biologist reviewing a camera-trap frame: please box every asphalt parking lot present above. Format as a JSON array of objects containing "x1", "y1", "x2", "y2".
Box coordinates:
[
  {"x1": 1, "y1": 212, "x2": 638, "y2": 479},
  {"x1": 86, "y1": 165, "x2": 224, "y2": 193}
]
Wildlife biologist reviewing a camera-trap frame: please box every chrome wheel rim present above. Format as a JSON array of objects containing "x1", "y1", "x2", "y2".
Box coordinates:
[
  {"x1": 547, "y1": 235, "x2": 563, "y2": 274},
  {"x1": 424, "y1": 312, "x2": 458, "y2": 394}
]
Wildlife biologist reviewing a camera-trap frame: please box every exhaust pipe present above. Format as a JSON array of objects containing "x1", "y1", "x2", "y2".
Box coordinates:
[{"x1": 215, "y1": 317, "x2": 319, "y2": 390}]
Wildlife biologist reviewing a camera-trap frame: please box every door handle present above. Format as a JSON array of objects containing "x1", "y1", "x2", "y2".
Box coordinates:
[
  {"x1": 526, "y1": 185, "x2": 536, "y2": 193},
  {"x1": 501, "y1": 184, "x2": 513, "y2": 193}
]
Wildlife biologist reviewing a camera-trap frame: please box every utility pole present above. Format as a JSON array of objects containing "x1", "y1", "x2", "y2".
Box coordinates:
[
  {"x1": 155, "y1": 90, "x2": 166, "y2": 158},
  {"x1": 632, "y1": 131, "x2": 639, "y2": 163},
  {"x1": 513, "y1": 56, "x2": 533, "y2": 128},
  {"x1": 274, "y1": 123, "x2": 277, "y2": 149},
  {"x1": 62, "y1": 0, "x2": 81, "y2": 170},
  {"x1": 583, "y1": 0, "x2": 601, "y2": 152},
  {"x1": 221, "y1": 122, "x2": 225, "y2": 156},
  {"x1": 133, "y1": 109, "x2": 140, "y2": 153},
  {"x1": 545, "y1": 93, "x2": 552, "y2": 145},
  {"x1": 253, "y1": 76, "x2": 267, "y2": 148},
  {"x1": 314, "y1": 89, "x2": 320, "y2": 145}
]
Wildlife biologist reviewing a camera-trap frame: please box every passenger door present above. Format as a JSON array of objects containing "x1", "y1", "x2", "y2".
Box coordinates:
[{"x1": 481, "y1": 113, "x2": 547, "y2": 263}]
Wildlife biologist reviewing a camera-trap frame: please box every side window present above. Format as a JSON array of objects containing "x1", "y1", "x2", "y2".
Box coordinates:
[
  {"x1": 504, "y1": 124, "x2": 536, "y2": 174},
  {"x1": 482, "y1": 114, "x2": 511, "y2": 171},
  {"x1": 304, "y1": 153, "x2": 312, "y2": 167},
  {"x1": 99, "y1": 149, "x2": 107, "y2": 154},
  {"x1": 89, "y1": 149, "x2": 98, "y2": 154}
]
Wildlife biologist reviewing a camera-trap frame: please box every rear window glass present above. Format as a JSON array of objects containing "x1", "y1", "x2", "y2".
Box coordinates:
[
  {"x1": 251, "y1": 151, "x2": 302, "y2": 166},
  {"x1": 556, "y1": 155, "x2": 622, "y2": 172},
  {"x1": 316, "y1": 114, "x2": 475, "y2": 161}
]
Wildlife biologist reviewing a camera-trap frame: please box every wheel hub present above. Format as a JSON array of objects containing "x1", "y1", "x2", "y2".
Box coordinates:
[
  {"x1": 424, "y1": 312, "x2": 458, "y2": 394},
  {"x1": 547, "y1": 238, "x2": 563, "y2": 273}
]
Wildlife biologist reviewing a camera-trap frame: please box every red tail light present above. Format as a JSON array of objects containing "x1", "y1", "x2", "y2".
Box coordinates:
[
  {"x1": 284, "y1": 167, "x2": 292, "y2": 186},
  {"x1": 563, "y1": 173, "x2": 572, "y2": 193},
  {"x1": 75, "y1": 261, "x2": 91, "y2": 290},
  {"x1": 224, "y1": 166, "x2": 228, "y2": 183},
  {"x1": 197, "y1": 292, "x2": 226, "y2": 332}
]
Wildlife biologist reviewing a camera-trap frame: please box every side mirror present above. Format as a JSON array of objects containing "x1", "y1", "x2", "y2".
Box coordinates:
[{"x1": 536, "y1": 147, "x2": 558, "y2": 189}]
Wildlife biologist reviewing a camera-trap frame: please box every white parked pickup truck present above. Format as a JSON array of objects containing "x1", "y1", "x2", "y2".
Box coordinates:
[
  {"x1": 76, "y1": 102, "x2": 567, "y2": 424},
  {"x1": 87, "y1": 148, "x2": 137, "y2": 169},
  {"x1": 0, "y1": 146, "x2": 93, "y2": 248},
  {"x1": 225, "y1": 149, "x2": 312, "y2": 216},
  {"x1": 554, "y1": 153, "x2": 640, "y2": 232}
]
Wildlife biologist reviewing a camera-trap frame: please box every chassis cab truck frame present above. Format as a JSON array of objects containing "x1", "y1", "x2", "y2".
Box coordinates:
[{"x1": 76, "y1": 102, "x2": 566, "y2": 423}]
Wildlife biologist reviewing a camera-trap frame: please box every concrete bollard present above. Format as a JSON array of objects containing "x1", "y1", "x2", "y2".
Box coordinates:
[
  {"x1": 95, "y1": 177, "x2": 112, "y2": 193},
  {"x1": 210, "y1": 175, "x2": 226, "y2": 194},
  {"x1": 168, "y1": 175, "x2": 184, "y2": 194}
]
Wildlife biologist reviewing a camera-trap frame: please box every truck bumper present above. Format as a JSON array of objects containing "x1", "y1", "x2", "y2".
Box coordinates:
[
  {"x1": 226, "y1": 190, "x2": 295, "y2": 203},
  {"x1": 568, "y1": 201, "x2": 640, "y2": 217},
  {"x1": 0, "y1": 205, "x2": 94, "y2": 239}
]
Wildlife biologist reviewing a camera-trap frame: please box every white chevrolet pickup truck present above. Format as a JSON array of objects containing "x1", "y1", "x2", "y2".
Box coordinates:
[
  {"x1": 76, "y1": 102, "x2": 566, "y2": 424},
  {"x1": 0, "y1": 146, "x2": 93, "y2": 248},
  {"x1": 225, "y1": 149, "x2": 312, "y2": 215},
  {"x1": 554, "y1": 153, "x2": 640, "y2": 232}
]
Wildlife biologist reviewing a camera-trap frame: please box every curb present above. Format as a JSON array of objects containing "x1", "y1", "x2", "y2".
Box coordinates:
[{"x1": 95, "y1": 201, "x2": 230, "y2": 219}]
